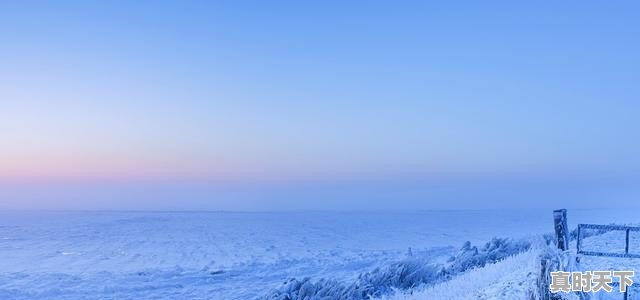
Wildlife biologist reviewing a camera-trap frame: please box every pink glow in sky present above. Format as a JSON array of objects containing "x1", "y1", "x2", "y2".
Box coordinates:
[{"x1": 2, "y1": 1, "x2": 640, "y2": 209}]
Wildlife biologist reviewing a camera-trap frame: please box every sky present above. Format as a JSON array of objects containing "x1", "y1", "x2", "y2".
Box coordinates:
[{"x1": 1, "y1": 1, "x2": 639, "y2": 210}]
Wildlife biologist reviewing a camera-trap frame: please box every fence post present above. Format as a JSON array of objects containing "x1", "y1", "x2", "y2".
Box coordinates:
[
  {"x1": 553, "y1": 209, "x2": 569, "y2": 251},
  {"x1": 539, "y1": 259, "x2": 551, "y2": 300},
  {"x1": 576, "y1": 225, "x2": 581, "y2": 253},
  {"x1": 626, "y1": 229, "x2": 630, "y2": 254}
]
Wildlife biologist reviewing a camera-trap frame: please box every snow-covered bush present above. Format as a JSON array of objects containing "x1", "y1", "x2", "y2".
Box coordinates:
[
  {"x1": 445, "y1": 237, "x2": 531, "y2": 274},
  {"x1": 262, "y1": 237, "x2": 532, "y2": 300}
]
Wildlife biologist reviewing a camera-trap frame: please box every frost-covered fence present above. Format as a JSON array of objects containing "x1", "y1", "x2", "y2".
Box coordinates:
[
  {"x1": 539, "y1": 210, "x2": 568, "y2": 299},
  {"x1": 577, "y1": 224, "x2": 640, "y2": 259},
  {"x1": 575, "y1": 224, "x2": 640, "y2": 300},
  {"x1": 537, "y1": 209, "x2": 571, "y2": 300},
  {"x1": 554, "y1": 209, "x2": 570, "y2": 251}
]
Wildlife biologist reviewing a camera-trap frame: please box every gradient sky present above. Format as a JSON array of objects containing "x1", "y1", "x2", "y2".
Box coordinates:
[{"x1": 1, "y1": 1, "x2": 639, "y2": 210}]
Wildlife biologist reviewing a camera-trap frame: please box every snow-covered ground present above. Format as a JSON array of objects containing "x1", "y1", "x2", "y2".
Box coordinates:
[{"x1": 0, "y1": 209, "x2": 636, "y2": 299}]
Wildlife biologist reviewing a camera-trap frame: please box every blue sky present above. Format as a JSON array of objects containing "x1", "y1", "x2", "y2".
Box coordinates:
[{"x1": 1, "y1": 1, "x2": 639, "y2": 210}]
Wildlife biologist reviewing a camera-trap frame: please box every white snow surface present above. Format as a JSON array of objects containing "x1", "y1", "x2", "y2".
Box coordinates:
[{"x1": 0, "y1": 209, "x2": 637, "y2": 299}]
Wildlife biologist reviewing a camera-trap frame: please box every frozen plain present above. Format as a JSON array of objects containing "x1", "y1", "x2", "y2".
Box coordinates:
[{"x1": 0, "y1": 209, "x2": 637, "y2": 300}]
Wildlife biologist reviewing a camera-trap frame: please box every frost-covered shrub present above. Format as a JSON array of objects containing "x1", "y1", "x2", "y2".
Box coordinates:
[
  {"x1": 263, "y1": 258, "x2": 444, "y2": 300},
  {"x1": 350, "y1": 258, "x2": 445, "y2": 297},
  {"x1": 262, "y1": 237, "x2": 532, "y2": 300},
  {"x1": 445, "y1": 237, "x2": 531, "y2": 274}
]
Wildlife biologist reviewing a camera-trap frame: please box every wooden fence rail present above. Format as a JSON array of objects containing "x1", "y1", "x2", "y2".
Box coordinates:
[{"x1": 577, "y1": 224, "x2": 640, "y2": 259}]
